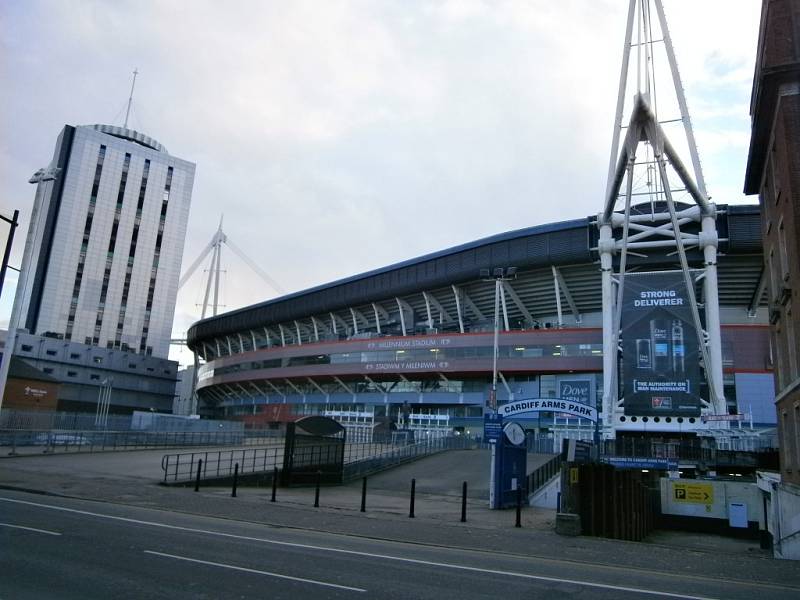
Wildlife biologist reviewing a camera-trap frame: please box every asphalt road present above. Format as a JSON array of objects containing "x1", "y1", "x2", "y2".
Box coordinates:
[{"x1": 2, "y1": 490, "x2": 796, "y2": 600}]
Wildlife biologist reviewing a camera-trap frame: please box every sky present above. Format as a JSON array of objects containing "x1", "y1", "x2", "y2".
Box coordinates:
[{"x1": 0, "y1": 0, "x2": 762, "y2": 368}]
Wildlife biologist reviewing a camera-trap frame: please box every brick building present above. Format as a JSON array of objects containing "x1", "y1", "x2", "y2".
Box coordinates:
[{"x1": 744, "y1": 0, "x2": 800, "y2": 486}]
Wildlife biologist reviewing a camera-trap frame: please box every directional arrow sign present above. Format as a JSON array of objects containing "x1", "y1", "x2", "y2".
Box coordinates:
[{"x1": 672, "y1": 482, "x2": 714, "y2": 505}]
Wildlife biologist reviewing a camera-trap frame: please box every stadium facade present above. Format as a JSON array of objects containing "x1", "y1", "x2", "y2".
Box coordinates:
[{"x1": 187, "y1": 204, "x2": 774, "y2": 446}]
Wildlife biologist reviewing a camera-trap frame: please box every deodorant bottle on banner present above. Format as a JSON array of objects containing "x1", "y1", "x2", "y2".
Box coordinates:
[
  {"x1": 636, "y1": 339, "x2": 652, "y2": 370},
  {"x1": 671, "y1": 320, "x2": 685, "y2": 373},
  {"x1": 650, "y1": 319, "x2": 670, "y2": 374}
]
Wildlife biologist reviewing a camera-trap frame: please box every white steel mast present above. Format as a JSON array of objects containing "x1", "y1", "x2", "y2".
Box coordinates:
[{"x1": 598, "y1": 0, "x2": 726, "y2": 438}]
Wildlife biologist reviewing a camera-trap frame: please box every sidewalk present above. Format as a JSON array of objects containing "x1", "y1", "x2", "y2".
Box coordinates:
[{"x1": 0, "y1": 447, "x2": 795, "y2": 588}]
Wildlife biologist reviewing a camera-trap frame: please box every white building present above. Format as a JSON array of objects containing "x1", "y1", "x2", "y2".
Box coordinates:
[{"x1": 18, "y1": 124, "x2": 195, "y2": 359}]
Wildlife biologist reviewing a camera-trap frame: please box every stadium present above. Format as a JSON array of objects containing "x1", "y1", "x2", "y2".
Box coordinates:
[{"x1": 186, "y1": 202, "x2": 774, "y2": 450}]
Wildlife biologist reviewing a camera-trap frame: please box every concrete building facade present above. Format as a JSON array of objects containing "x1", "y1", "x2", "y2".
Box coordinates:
[
  {"x1": 2, "y1": 124, "x2": 194, "y2": 416},
  {"x1": 20, "y1": 124, "x2": 194, "y2": 358}
]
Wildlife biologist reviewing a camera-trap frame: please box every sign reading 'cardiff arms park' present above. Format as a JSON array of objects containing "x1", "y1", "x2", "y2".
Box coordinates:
[{"x1": 498, "y1": 398, "x2": 598, "y2": 422}]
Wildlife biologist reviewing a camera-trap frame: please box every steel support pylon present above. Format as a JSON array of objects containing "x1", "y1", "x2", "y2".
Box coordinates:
[{"x1": 598, "y1": 0, "x2": 727, "y2": 438}]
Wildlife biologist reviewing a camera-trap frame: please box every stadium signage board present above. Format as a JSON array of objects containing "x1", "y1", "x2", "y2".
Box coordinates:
[
  {"x1": 499, "y1": 398, "x2": 597, "y2": 422},
  {"x1": 621, "y1": 271, "x2": 702, "y2": 417}
]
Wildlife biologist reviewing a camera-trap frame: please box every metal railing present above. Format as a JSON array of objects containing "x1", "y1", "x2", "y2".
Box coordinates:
[
  {"x1": 342, "y1": 436, "x2": 469, "y2": 481},
  {"x1": 526, "y1": 454, "x2": 562, "y2": 496},
  {"x1": 162, "y1": 446, "x2": 283, "y2": 483},
  {"x1": 161, "y1": 436, "x2": 470, "y2": 484},
  {"x1": 600, "y1": 439, "x2": 779, "y2": 468},
  {"x1": 0, "y1": 429, "x2": 275, "y2": 455},
  {"x1": 0, "y1": 409, "x2": 242, "y2": 433}
]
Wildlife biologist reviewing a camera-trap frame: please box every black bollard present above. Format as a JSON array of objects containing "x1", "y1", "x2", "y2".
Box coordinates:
[
  {"x1": 232, "y1": 463, "x2": 239, "y2": 497},
  {"x1": 409, "y1": 478, "x2": 416, "y2": 518},
  {"x1": 271, "y1": 467, "x2": 278, "y2": 502},
  {"x1": 515, "y1": 485, "x2": 522, "y2": 528},
  {"x1": 360, "y1": 477, "x2": 367, "y2": 513},
  {"x1": 314, "y1": 470, "x2": 321, "y2": 508},
  {"x1": 194, "y1": 458, "x2": 203, "y2": 492},
  {"x1": 461, "y1": 481, "x2": 468, "y2": 523}
]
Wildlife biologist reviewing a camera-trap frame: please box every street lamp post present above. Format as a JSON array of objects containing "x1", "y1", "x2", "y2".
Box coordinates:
[
  {"x1": 0, "y1": 167, "x2": 59, "y2": 415},
  {"x1": 481, "y1": 266, "x2": 517, "y2": 509}
]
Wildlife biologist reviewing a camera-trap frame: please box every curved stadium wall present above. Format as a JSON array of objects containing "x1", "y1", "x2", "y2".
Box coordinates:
[{"x1": 187, "y1": 204, "x2": 773, "y2": 439}]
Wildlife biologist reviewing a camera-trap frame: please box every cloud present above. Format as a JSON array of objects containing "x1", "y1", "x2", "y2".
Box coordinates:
[{"x1": 0, "y1": 0, "x2": 762, "y2": 366}]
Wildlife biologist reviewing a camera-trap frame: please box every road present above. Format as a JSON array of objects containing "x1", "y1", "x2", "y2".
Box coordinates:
[{"x1": 2, "y1": 490, "x2": 796, "y2": 600}]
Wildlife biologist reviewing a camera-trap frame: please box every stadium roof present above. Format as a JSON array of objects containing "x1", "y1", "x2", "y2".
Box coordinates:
[{"x1": 188, "y1": 204, "x2": 763, "y2": 348}]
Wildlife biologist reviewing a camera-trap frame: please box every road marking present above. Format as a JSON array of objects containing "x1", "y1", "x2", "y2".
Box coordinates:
[
  {"x1": 0, "y1": 522, "x2": 61, "y2": 536},
  {"x1": 144, "y1": 550, "x2": 366, "y2": 592},
  {"x1": 0, "y1": 496, "x2": 726, "y2": 599}
]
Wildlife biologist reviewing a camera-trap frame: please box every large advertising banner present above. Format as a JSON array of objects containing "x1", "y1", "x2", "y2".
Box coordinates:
[{"x1": 621, "y1": 271, "x2": 702, "y2": 416}]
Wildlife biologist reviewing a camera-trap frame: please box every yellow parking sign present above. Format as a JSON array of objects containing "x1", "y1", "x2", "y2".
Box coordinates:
[{"x1": 672, "y1": 482, "x2": 713, "y2": 504}]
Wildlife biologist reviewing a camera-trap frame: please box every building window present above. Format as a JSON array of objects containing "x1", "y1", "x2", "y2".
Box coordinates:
[
  {"x1": 67, "y1": 371, "x2": 78, "y2": 378},
  {"x1": 93, "y1": 356, "x2": 103, "y2": 364},
  {"x1": 778, "y1": 219, "x2": 789, "y2": 283},
  {"x1": 90, "y1": 374, "x2": 100, "y2": 381},
  {"x1": 783, "y1": 411, "x2": 794, "y2": 472},
  {"x1": 46, "y1": 349, "x2": 57, "y2": 356},
  {"x1": 771, "y1": 141, "x2": 781, "y2": 201},
  {"x1": 66, "y1": 144, "x2": 106, "y2": 340},
  {"x1": 787, "y1": 301, "x2": 798, "y2": 382},
  {"x1": 128, "y1": 363, "x2": 137, "y2": 369},
  {"x1": 43, "y1": 368, "x2": 54, "y2": 374},
  {"x1": 21, "y1": 344, "x2": 33, "y2": 352},
  {"x1": 768, "y1": 247, "x2": 779, "y2": 302},
  {"x1": 70, "y1": 353, "x2": 81, "y2": 359}
]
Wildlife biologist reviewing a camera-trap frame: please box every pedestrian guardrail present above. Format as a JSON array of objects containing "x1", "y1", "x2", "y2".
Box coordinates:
[
  {"x1": 161, "y1": 436, "x2": 472, "y2": 485},
  {"x1": 162, "y1": 446, "x2": 283, "y2": 483},
  {"x1": 1, "y1": 429, "x2": 275, "y2": 455},
  {"x1": 342, "y1": 436, "x2": 469, "y2": 481},
  {"x1": 526, "y1": 454, "x2": 562, "y2": 496}
]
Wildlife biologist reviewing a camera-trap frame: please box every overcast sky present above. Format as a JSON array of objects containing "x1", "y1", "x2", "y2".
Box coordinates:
[{"x1": 0, "y1": 0, "x2": 761, "y2": 366}]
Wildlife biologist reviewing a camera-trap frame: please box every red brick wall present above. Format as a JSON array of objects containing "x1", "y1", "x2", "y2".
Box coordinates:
[{"x1": 753, "y1": 0, "x2": 800, "y2": 484}]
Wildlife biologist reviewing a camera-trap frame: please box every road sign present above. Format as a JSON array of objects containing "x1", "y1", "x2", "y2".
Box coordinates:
[
  {"x1": 672, "y1": 482, "x2": 713, "y2": 504},
  {"x1": 701, "y1": 414, "x2": 745, "y2": 422},
  {"x1": 603, "y1": 456, "x2": 678, "y2": 470},
  {"x1": 483, "y1": 413, "x2": 503, "y2": 443}
]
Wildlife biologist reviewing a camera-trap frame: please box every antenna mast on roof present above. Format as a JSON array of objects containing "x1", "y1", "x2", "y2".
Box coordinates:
[{"x1": 124, "y1": 68, "x2": 139, "y2": 129}]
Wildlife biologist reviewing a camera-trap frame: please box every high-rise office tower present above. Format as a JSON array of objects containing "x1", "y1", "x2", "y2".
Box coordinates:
[{"x1": 17, "y1": 124, "x2": 195, "y2": 358}]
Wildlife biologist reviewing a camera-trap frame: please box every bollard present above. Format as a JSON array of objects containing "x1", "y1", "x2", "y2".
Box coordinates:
[
  {"x1": 515, "y1": 485, "x2": 522, "y2": 528},
  {"x1": 461, "y1": 481, "x2": 467, "y2": 523},
  {"x1": 232, "y1": 463, "x2": 239, "y2": 498},
  {"x1": 8, "y1": 431, "x2": 18, "y2": 457},
  {"x1": 314, "y1": 470, "x2": 321, "y2": 508},
  {"x1": 194, "y1": 458, "x2": 203, "y2": 492},
  {"x1": 360, "y1": 477, "x2": 367, "y2": 513},
  {"x1": 271, "y1": 467, "x2": 278, "y2": 502},
  {"x1": 409, "y1": 478, "x2": 416, "y2": 518},
  {"x1": 557, "y1": 491, "x2": 562, "y2": 513}
]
